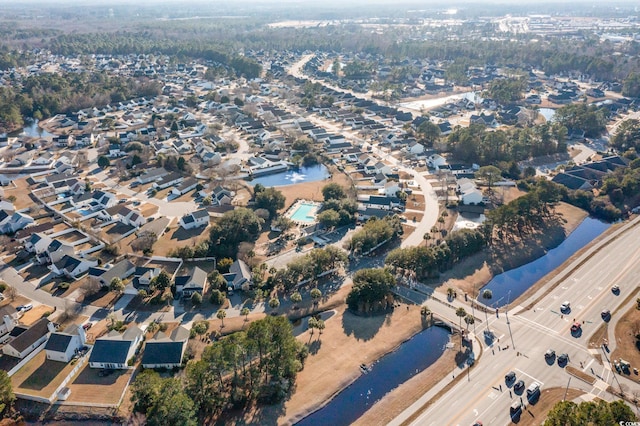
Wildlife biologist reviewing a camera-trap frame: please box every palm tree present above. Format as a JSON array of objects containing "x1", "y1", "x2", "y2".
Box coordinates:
[
  {"x1": 482, "y1": 289, "x2": 493, "y2": 333},
  {"x1": 317, "y1": 319, "x2": 325, "y2": 335},
  {"x1": 308, "y1": 317, "x2": 318, "y2": 335},
  {"x1": 310, "y1": 288, "x2": 322, "y2": 305},
  {"x1": 291, "y1": 292, "x2": 302, "y2": 310},
  {"x1": 216, "y1": 309, "x2": 227, "y2": 328},
  {"x1": 447, "y1": 287, "x2": 456, "y2": 300},
  {"x1": 268, "y1": 297, "x2": 280, "y2": 311},
  {"x1": 455, "y1": 307, "x2": 467, "y2": 344},
  {"x1": 464, "y1": 314, "x2": 475, "y2": 330},
  {"x1": 241, "y1": 307, "x2": 250, "y2": 322}
]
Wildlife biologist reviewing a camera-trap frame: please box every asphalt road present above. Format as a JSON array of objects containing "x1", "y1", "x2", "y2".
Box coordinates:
[{"x1": 393, "y1": 217, "x2": 640, "y2": 426}]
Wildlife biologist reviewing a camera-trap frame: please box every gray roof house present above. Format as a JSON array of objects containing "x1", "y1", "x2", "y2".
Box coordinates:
[
  {"x1": 223, "y1": 259, "x2": 253, "y2": 291},
  {"x1": 175, "y1": 267, "x2": 208, "y2": 298},
  {"x1": 141, "y1": 326, "x2": 189, "y2": 369}
]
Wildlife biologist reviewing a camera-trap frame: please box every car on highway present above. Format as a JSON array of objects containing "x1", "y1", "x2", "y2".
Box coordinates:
[
  {"x1": 612, "y1": 285, "x2": 620, "y2": 294},
  {"x1": 514, "y1": 380, "x2": 525, "y2": 393},
  {"x1": 560, "y1": 301, "x2": 571, "y2": 313},
  {"x1": 558, "y1": 353, "x2": 569, "y2": 366},
  {"x1": 601, "y1": 309, "x2": 611, "y2": 321},
  {"x1": 17, "y1": 303, "x2": 33, "y2": 312},
  {"x1": 505, "y1": 371, "x2": 516, "y2": 384},
  {"x1": 570, "y1": 322, "x2": 581, "y2": 332},
  {"x1": 545, "y1": 349, "x2": 556, "y2": 360}
]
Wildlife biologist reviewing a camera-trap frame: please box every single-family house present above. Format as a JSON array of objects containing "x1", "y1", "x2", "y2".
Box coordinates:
[
  {"x1": 458, "y1": 178, "x2": 484, "y2": 205},
  {"x1": 2, "y1": 318, "x2": 56, "y2": 359},
  {"x1": 42, "y1": 239, "x2": 75, "y2": 264},
  {"x1": 133, "y1": 266, "x2": 162, "y2": 290},
  {"x1": 92, "y1": 259, "x2": 136, "y2": 287},
  {"x1": 25, "y1": 232, "x2": 53, "y2": 254},
  {"x1": 141, "y1": 326, "x2": 190, "y2": 369},
  {"x1": 210, "y1": 186, "x2": 233, "y2": 206},
  {"x1": 171, "y1": 177, "x2": 198, "y2": 197},
  {"x1": 89, "y1": 326, "x2": 144, "y2": 369},
  {"x1": 179, "y1": 209, "x2": 209, "y2": 230},
  {"x1": 153, "y1": 172, "x2": 183, "y2": 190},
  {"x1": 0, "y1": 306, "x2": 18, "y2": 339},
  {"x1": 50, "y1": 254, "x2": 98, "y2": 279},
  {"x1": 137, "y1": 167, "x2": 169, "y2": 184},
  {"x1": 223, "y1": 259, "x2": 253, "y2": 291},
  {"x1": 407, "y1": 141, "x2": 425, "y2": 155},
  {"x1": 0, "y1": 211, "x2": 34, "y2": 234},
  {"x1": 45, "y1": 325, "x2": 87, "y2": 363},
  {"x1": 427, "y1": 154, "x2": 447, "y2": 169},
  {"x1": 175, "y1": 267, "x2": 208, "y2": 298}
]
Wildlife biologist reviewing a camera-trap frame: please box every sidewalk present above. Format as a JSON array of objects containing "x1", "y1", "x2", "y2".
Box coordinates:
[{"x1": 388, "y1": 333, "x2": 482, "y2": 426}]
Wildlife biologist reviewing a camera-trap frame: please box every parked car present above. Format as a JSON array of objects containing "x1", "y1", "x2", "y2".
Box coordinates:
[
  {"x1": 82, "y1": 322, "x2": 93, "y2": 330},
  {"x1": 545, "y1": 349, "x2": 556, "y2": 360},
  {"x1": 558, "y1": 353, "x2": 569, "y2": 366},
  {"x1": 514, "y1": 380, "x2": 525, "y2": 393},
  {"x1": 560, "y1": 301, "x2": 571, "y2": 313},
  {"x1": 98, "y1": 369, "x2": 114, "y2": 377},
  {"x1": 505, "y1": 371, "x2": 516, "y2": 384},
  {"x1": 17, "y1": 303, "x2": 33, "y2": 312},
  {"x1": 527, "y1": 382, "x2": 541, "y2": 397},
  {"x1": 570, "y1": 322, "x2": 581, "y2": 332}
]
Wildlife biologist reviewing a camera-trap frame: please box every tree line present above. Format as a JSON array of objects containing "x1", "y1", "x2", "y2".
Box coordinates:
[
  {"x1": 446, "y1": 122, "x2": 567, "y2": 165},
  {"x1": 131, "y1": 316, "x2": 306, "y2": 423}
]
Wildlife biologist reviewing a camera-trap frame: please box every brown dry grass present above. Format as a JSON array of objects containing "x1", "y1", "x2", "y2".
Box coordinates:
[
  {"x1": 19, "y1": 305, "x2": 53, "y2": 326},
  {"x1": 277, "y1": 168, "x2": 353, "y2": 210},
  {"x1": 566, "y1": 366, "x2": 596, "y2": 385},
  {"x1": 610, "y1": 305, "x2": 640, "y2": 384},
  {"x1": 66, "y1": 365, "x2": 133, "y2": 405},
  {"x1": 152, "y1": 223, "x2": 211, "y2": 256},
  {"x1": 231, "y1": 291, "x2": 436, "y2": 425},
  {"x1": 515, "y1": 387, "x2": 585, "y2": 426},
  {"x1": 12, "y1": 351, "x2": 76, "y2": 398}
]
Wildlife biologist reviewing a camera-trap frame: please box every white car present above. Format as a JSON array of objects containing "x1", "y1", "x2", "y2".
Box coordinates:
[
  {"x1": 560, "y1": 301, "x2": 570, "y2": 313},
  {"x1": 17, "y1": 303, "x2": 33, "y2": 312}
]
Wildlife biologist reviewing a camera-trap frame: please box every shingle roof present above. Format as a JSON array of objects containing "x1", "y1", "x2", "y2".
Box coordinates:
[
  {"x1": 89, "y1": 340, "x2": 133, "y2": 364},
  {"x1": 8, "y1": 319, "x2": 51, "y2": 353},
  {"x1": 44, "y1": 333, "x2": 73, "y2": 353},
  {"x1": 141, "y1": 341, "x2": 185, "y2": 366}
]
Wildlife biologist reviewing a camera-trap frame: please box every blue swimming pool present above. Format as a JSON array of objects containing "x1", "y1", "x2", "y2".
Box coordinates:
[
  {"x1": 290, "y1": 202, "x2": 319, "y2": 223},
  {"x1": 77, "y1": 208, "x2": 92, "y2": 216}
]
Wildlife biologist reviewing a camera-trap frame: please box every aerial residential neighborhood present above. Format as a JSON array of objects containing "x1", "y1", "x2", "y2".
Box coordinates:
[{"x1": 0, "y1": 1, "x2": 639, "y2": 425}]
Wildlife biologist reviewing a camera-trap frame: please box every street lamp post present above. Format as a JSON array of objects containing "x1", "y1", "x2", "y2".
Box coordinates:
[{"x1": 505, "y1": 290, "x2": 516, "y2": 350}]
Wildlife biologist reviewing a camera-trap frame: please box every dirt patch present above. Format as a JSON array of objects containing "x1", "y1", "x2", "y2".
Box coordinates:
[
  {"x1": 19, "y1": 305, "x2": 54, "y2": 326},
  {"x1": 515, "y1": 387, "x2": 585, "y2": 426},
  {"x1": 610, "y1": 304, "x2": 640, "y2": 383},
  {"x1": 566, "y1": 366, "x2": 596, "y2": 385},
  {"x1": 153, "y1": 223, "x2": 211, "y2": 256}
]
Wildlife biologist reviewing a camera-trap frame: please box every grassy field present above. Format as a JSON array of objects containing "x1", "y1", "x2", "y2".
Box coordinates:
[{"x1": 12, "y1": 351, "x2": 77, "y2": 398}]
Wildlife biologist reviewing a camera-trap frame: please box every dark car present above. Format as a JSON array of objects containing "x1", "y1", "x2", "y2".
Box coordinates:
[
  {"x1": 514, "y1": 380, "x2": 525, "y2": 393},
  {"x1": 570, "y1": 322, "x2": 581, "y2": 333},
  {"x1": 82, "y1": 322, "x2": 93, "y2": 330},
  {"x1": 98, "y1": 369, "x2": 114, "y2": 377},
  {"x1": 612, "y1": 285, "x2": 620, "y2": 294},
  {"x1": 545, "y1": 349, "x2": 556, "y2": 360},
  {"x1": 505, "y1": 371, "x2": 516, "y2": 383},
  {"x1": 558, "y1": 353, "x2": 569, "y2": 366},
  {"x1": 601, "y1": 309, "x2": 611, "y2": 321}
]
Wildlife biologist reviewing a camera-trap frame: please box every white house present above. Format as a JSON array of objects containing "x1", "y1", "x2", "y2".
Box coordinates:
[
  {"x1": 45, "y1": 325, "x2": 87, "y2": 363},
  {"x1": 50, "y1": 254, "x2": 98, "y2": 279},
  {"x1": 175, "y1": 267, "x2": 208, "y2": 298},
  {"x1": 0, "y1": 306, "x2": 18, "y2": 339},
  {"x1": 458, "y1": 178, "x2": 484, "y2": 205},
  {"x1": 153, "y1": 172, "x2": 183, "y2": 190},
  {"x1": 0, "y1": 211, "x2": 34, "y2": 234},
  {"x1": 2, "y1": 319, "x2": 56, "y2": 359},
  {"x1": 89, "y1": 326, "x2": 143, "y2": 369},
  {"x1": 223, "y1": 259, "x2": 253, "y2": 291},
  {"x1": 171, "y1": 177, "x2": 198, "y2": 197},
  {"x1": 407, "y1": 141, "x2": 425, "y2": 155},
  {"x1": 179, "y1": 209, "x2": 209, "y2": 230}
]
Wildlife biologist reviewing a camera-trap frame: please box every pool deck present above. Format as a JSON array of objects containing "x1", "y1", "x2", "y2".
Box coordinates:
[{"x1": 285, "y1": 200, "x2": 322, "y2": 224}]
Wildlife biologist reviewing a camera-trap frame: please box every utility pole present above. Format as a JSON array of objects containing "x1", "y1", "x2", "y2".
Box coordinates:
[{"x1": 563, "y1": 376, "x2": 571, "y2": 401}]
